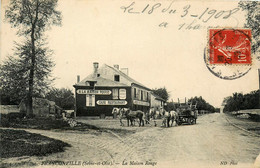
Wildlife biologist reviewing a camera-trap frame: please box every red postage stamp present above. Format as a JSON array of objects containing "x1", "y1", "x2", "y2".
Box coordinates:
[{"x1": 208, "y1": 29, "x2": 251, "y2": 65}]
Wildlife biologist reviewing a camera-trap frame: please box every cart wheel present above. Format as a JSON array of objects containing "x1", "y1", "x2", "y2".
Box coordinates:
[
  {"x1": 177, "y1": 119, "x2": 182, "y2": 125},
  {"x1": 187, "y1": 118, "x2": 193, "y2": 125},
  {"x1": 191, "y1": 118, "x2": 196, "y2": 125}
]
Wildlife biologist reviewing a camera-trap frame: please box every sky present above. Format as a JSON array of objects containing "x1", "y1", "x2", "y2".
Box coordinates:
[{"x1": 1, "y1": 0, "x2": 259, "y2": 107}]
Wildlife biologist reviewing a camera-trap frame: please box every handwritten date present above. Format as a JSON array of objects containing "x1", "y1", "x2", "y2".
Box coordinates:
[{"x1": 120, "y1": 1, "x2": 240, "y2": 23}]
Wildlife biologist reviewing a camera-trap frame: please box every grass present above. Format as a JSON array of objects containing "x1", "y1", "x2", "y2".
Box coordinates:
[
  {"x1": 225, "y1": 113, "x2": 260, "y2": 135},
  {"x1": 0, "y1": 113, "x2": 136, "y2": 136},
  {"x1": 0, "y1": 114, "x2": 70, "y2": 130},
  {"x1": 1, "y1": 161, "x2": 37, "y2": 168},
  {"x1": 0, "y1": 129, "x2": 71, "y2": 159}
]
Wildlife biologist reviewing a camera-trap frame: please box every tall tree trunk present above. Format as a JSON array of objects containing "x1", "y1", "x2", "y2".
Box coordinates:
[
  {"x1": 26, "y1": 0, "x2": 39, "y2": 118},
  {"x1": 27, "y1": 28, "x2": 36, "y2": 117}
]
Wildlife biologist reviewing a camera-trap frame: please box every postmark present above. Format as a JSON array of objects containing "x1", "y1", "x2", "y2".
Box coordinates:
[{"x1": 205, "y1": 28, "x2": 252, "y2": 80}]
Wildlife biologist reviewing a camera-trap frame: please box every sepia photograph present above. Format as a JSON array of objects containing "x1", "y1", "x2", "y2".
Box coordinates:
[{"x1": 0, "y1": 0, "x2": 260, "y2": 168}]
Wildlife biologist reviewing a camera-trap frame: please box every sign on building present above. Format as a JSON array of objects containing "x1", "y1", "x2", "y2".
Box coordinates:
[
  {"x1": 77, "y1": 89, "x2": 111, "y2": 95},
  {"x1": 119, "y1": 89, "x2": 126, "y2": 99},
  {"x1": 96, "y1": 100, "x2": 127, "y2": 105},
  {"x1": 133, "y1": 100, "x2": 150, "y2": 106}
]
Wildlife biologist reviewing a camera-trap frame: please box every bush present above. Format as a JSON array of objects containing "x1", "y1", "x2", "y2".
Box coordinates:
[
  {"x1": 7, "y1": 112, "x2": 26, "y2": 120},
  {"x1": 0, "y1": 117, "x2": 9, "y2": 127},
  {"x1": 0, "y1": 114, "x2": 70, "y2": 130},
  {"x1": 0, "y1": 129, "x2": 71, "y2": 158}
]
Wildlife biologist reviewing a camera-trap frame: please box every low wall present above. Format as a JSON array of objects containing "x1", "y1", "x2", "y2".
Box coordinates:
[
  {"x1": 238, "y1": 109, "x2": 260, "y2": 115},
  {"x1": 0, "y1": 105, "x2": 19, "y2": 114},
  {"x1": 231, "y1": 109, "x2": 260, "y2": 115},
  {"x1": 230, "y1": 109, "x2": 260, "y2": 121}
]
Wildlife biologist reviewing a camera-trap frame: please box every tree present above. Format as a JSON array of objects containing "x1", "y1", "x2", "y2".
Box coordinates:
[
  {"x1": 188, "y1": 96, "x2": 215, "y2": 113},
  {"x1": 238, "y1": 1, "x2": 260, "y2": 55},
  {"x1": 45, "y1": 88, "x2": 75, "y2": 110},
  {"x1": 215, "y1": 108, "x2": 220, "y2": 113},
  {"x1": 0, "y1": 56, "x2": 27, "y2": 105},
  {"x1": 152, "y1": 87, "x2": 170, "y2": 101},
  {"x1": 0, "y1": 41, "x2": 55, "y2": 105},
  {"x1": 166, "y1": 101, "x2": 176, "y2": 111},
  {"x1": 4, "y1": 0, "x2": 62, "y2": 117},
  {"x1": 223, "y1": 90, "x2": 259, "y2": 112}
]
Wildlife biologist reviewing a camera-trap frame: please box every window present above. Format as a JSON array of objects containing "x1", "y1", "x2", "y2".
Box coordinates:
[
  {"x1": 134, "y1": 88, "x2": 137, "y2": 98},
  {"x1": 89, "y1": 82, "x2": 95, "y2": 87},
  {"x1": 112, "y1": 88, "x2": 119, "y2": 99},
  {"x1": 141, "y1": 90, "x2": 143, "y2": 101},
  {"x1": 89, "y1": 81, "x2": 95, "y2": 89},
  {"x1": 137, "y1": 89, "x2": 140, "y2": 100},
  {"x1": 114, "y1": 75, "x2": 120, "y2": 82},
  {"x1": 143, "y1": 91, "x2": 147, "y2": 101},
  {"x1": 86, "y1": 95, "x2": 95, "y2": 107},
  {"x1": 97, "y1": 74, "x2": 100, "y2": 77}
]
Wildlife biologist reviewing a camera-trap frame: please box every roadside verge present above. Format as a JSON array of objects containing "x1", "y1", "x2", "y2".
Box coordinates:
[{"x1": 224, "y1": 114, "x2": 260, "y2": 137}]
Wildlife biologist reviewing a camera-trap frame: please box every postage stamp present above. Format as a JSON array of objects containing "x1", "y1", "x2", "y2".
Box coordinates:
[
  {"x1": 208, "y1": 28, "x2": 251, "y2": 65},
  {"x1": 205, "y1": 28, "x2": 252, "y2": 80}
]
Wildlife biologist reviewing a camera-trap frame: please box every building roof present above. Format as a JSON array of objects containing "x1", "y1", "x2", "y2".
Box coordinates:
[
  {"x1": 151, "y1": 92, "x2": 166, "y2": 102},
  {"x1": 105, "y1": 64, "x2": 150, "y2": 90},
  {"x1": 75, "y1": 76, "x2": 129, "y2": 87},
  {"x1": 74, "y1": 64, "x2": 150, "y2": 90}
]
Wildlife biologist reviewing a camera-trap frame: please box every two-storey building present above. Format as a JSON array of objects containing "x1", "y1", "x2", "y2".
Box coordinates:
[{"x1": 73, "y1": 62, "x2": 151, "y2": 117}]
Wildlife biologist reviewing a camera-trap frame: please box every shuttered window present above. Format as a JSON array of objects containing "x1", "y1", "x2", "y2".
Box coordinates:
[
  {"x1": 112, "y1": 88, "x2": 119, "y2": 99},
  {"x1": 86, "y1": 95, "x2": 95, "y2": 107},
  {"x1": 143, "y1": 91, "x2": 147, "y2": 101},
  {"x1": 137, "y1": 89, "x2": 141, "y2": 100},
  {"x1": 134, "y1": 88, "x2": 137, "y2": 98}
]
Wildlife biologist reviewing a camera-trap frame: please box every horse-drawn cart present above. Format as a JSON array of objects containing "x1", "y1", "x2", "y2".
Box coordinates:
[{"x1": 176, "y1": 102, "x2": 198, "y2": 125}]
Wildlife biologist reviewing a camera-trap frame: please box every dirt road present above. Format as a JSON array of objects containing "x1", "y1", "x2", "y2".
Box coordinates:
[{"x1": 2, "y1": 113, "x2": 259, "y2": 168}]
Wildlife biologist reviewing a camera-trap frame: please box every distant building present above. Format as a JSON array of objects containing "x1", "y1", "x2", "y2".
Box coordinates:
[
  {"x1": 150, "y1": 92, "x2": 166, "y2": 110},
  {"x1": 73, "y1": 63, "x2": 152, "y2": 117}
]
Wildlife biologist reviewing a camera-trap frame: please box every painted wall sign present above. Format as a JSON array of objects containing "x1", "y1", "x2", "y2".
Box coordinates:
[
  {"x1": 96, "y1": 100, "x2": 127, "y2": 105},
  {"x1": 119, "y1": 89, "x2": 126, "y2": 99},
  {"x1": 77, "y1": 89, "x2": 111, "y2": 95},
  {"x1": 133, "y1": 100, "x2": 150, "y2": 106}
]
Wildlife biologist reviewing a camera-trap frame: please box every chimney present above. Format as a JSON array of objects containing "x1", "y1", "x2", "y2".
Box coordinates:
[
  {"x1": 113, "y1": 64, "x2": 119, "y2": 70},
  {"x1": 120, "y1": 68, "x2": 129, "y2": 76},
  {"x1": 93, "y1": 62, "x2": 99, "y2": 73},
  {"x1": 77, "y1": 75, "x2": 80, "y2": 83}
]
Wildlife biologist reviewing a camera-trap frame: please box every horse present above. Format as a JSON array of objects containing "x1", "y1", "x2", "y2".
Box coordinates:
[
  {"x1": 160, "y1": 108, "x2": 168, "y2": 127},
  {"x1": 112, "y1": 107, "x2": 125, "y2": 126},
  {"x1": 168, "y1": 110, "x2": 179, "y2": 127},
  {"x1": 160, "y1": 109, "x2": 179, "y2": 127},
  {"x1": 123, "y1": 108, "x2": 145, "y2": 127},
  {"x1": 112, "y1": 107, "x2": 143, "y2": 127},
  {"x1": 148, "y1": 107, "x2": 161, "y2": 126}
]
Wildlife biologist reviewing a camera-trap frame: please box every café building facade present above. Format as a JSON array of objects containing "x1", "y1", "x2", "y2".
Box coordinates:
[{"x1": 73, "y1": 62, "x2": 152, "y2": 117}]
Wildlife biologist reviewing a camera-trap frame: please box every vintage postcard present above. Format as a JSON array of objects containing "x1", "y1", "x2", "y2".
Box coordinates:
[{"x1": 0, "y1": 0, "x2": 259, "y2": 168}]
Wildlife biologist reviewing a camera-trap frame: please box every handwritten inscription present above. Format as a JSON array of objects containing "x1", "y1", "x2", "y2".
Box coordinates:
[
  {"x1": 178, "y1": 20, "x2": 201, "y2": 30},
  {"x1": 120, "y1": 1, "x2": 240, "y2": 29}
]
